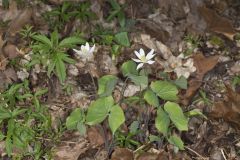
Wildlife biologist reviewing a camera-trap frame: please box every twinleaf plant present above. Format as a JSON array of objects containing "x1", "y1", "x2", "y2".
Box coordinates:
[
  {"x1": 30, "y1": 30, "x2": 84, "y2": 83},
  {"x1": 66, "y1": 48, "x2": 205, "y2": 151}
]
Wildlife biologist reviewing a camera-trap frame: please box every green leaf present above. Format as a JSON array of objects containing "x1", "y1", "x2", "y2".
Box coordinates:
[
  {"x1": 32, "y1": 35, "x2": 52, "y2": 48},
  {"x1": 118, "y1": 11, "x2": 125, "y2": 27},
  {"x1": 108, "y1": 105, "x2": 125, "y2": 134},
  {"x1": 114, "y1": 32, "x2": 130, "y2": 47},
  {"x1": 185, "y1": 109, "x2": 207, "y2": 119},
  {"x1": 86, "y1": 96, "x2": 114, "y2": 125},
  {"x1": 50, "y1": 30, "x2": 59, "y2": 46},
  {"x1": 55, "y1": 58, "x2": 66, "y2": 83},
  {"x1": 62, "y1": 55, "x2": 76, "y2": 64},
  {"x1": 174, "y1": 76, "x2": 187, "y2": 89},
  {"x1": 6, "y1": 119, "x2": 14, "y2": 156},
  {"x1": 77, "y1": 122, "x2": 86, "y2": 135},
  {"x1": 164, "y1": 102, "x2": 188, "y2": 131},
  {"x1": 98, "y1": 75, "x2": 118, "y2": 97},
  {"x1": 151, "y1": 81, "x2": 178, "y2": 101},
  {"x1": 66, "y1": 108, "x2": 83, "y2": 130},
  {"x1": 12, "y1": 108, "x2": 28, "y2": 117},
  {"x1": 128, "y1": 74, "x2": 148, "y2": 89},
  {"x1": 168, "y1": 135, "x2": 184, "y2": 150},
  {"x1": 144, "y1": 89, "x2": 159, "y2": 107},
  {"x1": 34, "y1": 88, "x2": 48, "y2": 97},
  {"x1": 121, "y1": 61, "x2": 138, "y2": 77},
  {"x1": 59, "y1": 36, "x2": 85, "y2": 48},
  {"x1": 155, "y1": 107, "x2": 170, "y2": 136},
  {"x1": 0, "y1": 132, "x2": 5, "y2": 141},
  {"x1": 0, "y1": 107, "x2": 11, "y2": 120},
  {"x1": 129, "y1": 121, "x2": 139, "y2": 134},
  {"x1": 47, "y1": 59, "x2": 56, "y2": 77}
]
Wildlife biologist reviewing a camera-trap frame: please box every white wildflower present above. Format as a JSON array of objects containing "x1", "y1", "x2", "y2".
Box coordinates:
[
  {"x1": 132, "y1": 48, "x2": 155, "y2": 70},
  {"x1": 17, "y1": 69, "x2": 29, "y2": 81},
  {"x1": 174, "y1": 58, "x2": 196, "y2": 79},
  {"x1": 73, "y1": 42, "x2": 95, "y2": 61}
]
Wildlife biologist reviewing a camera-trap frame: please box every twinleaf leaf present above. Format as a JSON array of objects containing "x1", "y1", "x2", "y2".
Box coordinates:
[
  {"x1": 168, "y1": 135, "x2": 184, "y2": 150},
  {"x1": 121, "y1": 61, "x2": 138, "y2": 77},
  {"x1": 66, "y1": 108, "x2": 84, "y2": 130},
  {"x1": 151, "y1": 81, "x2": 178, "y2": 101},
  {"x1": 164, "y1": 102, "x2": 188, "y2": 131},
  {"x1": 98, "y1": 75, "x2": 118, "y2": 97},
  {"x1": 86, "y1": 96, "x2": 114, "y2": 125},
  {"x1": 108, "y1": 105, "x2": 125, "y2": 134},
  {"x1": 174, "y1": 76, "x2": 188, "y2": 89},
  {"x1": 114, "y1": 32, "x2": 130, "y2": 47},
  {"x1": 155, "y1": 107, "x2": 170, "y2": 136},
  {"x1": 144, "y1": 89, "x2": 159, "y2": 107}
]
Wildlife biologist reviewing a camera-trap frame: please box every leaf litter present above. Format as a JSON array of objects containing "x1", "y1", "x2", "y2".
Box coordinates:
[{"x1": 0, "y1": 0, "x2": 239, "y2": 159}]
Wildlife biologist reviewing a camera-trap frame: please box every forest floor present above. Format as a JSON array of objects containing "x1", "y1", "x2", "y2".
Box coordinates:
[{"x1": 0, "y1": 0, "x2": 240, "y2": 159}]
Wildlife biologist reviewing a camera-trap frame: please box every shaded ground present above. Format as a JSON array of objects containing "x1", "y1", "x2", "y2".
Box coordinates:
[{"x1": 0, "y1": 0, "x2": 240, "y2": 159}]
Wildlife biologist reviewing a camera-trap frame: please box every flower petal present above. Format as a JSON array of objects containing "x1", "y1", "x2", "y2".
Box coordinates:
[
  {"x1": 139, "y1": 48, "x2": 145, "y2": 57},
  {"x1": 132, "y1": 58, "x2": 142, "y2": 63},
  {"x1": 90, "y1": 44, "x2": 95, "y2": 54},
  {"x1": 85, "y1": 42, "x2": 90, "y2": 51},
  {"x1": 73, "y1": 49, "x2": 80, "y2": 53},
  {"x1": 134, "y1": 51, "x2": 142, "y2": 59},
  {"x1": 146, "y1": 49, "x2": 155, "y2": 60},
  {"x1": 147, "y1": 60, "x2": 155, "y2": 64},
  {"x1": 136, "y1": 63, "x2": 144, "y2": 70}
]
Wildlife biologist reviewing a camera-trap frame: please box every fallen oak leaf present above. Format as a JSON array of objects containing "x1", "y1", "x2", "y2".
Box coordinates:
[
  {"x1": 198, "y1": 6, "x2": 236, "y2": 40},
  {"x1": 209, "y1": 85, "x2": 240, "y2": 128},
  {"x1": 111, "y1": 148, "x2": 134, "y2": 160},
  {"x1": 181, "y1": 52, "x2": 219, "y2": 105}
]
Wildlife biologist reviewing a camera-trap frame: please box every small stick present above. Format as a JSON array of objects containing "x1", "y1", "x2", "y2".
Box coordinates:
[
  {"x1": 185, "y1": 146, "x2": 207, "y2": 160},
  {"x1": 220, "y1": 149, "x2": 227, "y2": 160}
]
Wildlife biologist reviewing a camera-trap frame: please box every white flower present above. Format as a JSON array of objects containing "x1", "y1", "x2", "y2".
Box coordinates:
[
  {"x1": 73, "y1": 42, "x2": 95, "y2": 61},
  {"x1": 132, "y1": 48, "x2": 155, "y2": 70},
  {"x1": 17, "y1": 69, "x2": 29, "y2": 81},
  {"x1": 174, "y1": 58, "x2": 196, "y2": 79}
]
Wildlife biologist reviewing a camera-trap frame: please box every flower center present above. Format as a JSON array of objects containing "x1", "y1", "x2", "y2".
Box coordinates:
[{"x1": 140, "y1": 55, "x2": 147, "y2": 63}]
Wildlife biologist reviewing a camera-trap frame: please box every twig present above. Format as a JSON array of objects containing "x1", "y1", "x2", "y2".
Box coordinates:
[
  {"x1": 185, "y1": 146, "x2": 207, "y2": 160},
  {"x1": 220, "y1": 149, "x2": 227, "y2": 160}
]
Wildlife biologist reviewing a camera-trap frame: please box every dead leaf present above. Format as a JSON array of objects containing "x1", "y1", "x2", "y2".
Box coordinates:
[
  {"x1": 134, "y1": 34, "x2": 173, "y2": 59},
  {"x1": 3, "y1": 44, "x2": 21, "y2": 59},
  {"x1": 7, "y1": 8, "x2": 32, "y2": 36},
  {"x1": 137, "y1": 152, "x2": 158, "y2": 160},
  {"x1": 181, "y1": 52, "x2": 219, "y2": 105},
  {"x1": 4, "y1": 67, "x2": 17, "y2": 82},
  {"x1": 87, "y1": 126, "x2": 105, "y2": 146},
  {"x1": 54, "y1": 136, "x2": 89, "y2": 160},
  {"x1": 198, "y1": 6, "x2": 236, "y2": 40},
  {"x1": 111, "y1": 148, "x2": 134, "y2": 160},
  {"x1": 0, "y1": 54, "x2": 8, "y2": 70},
  {"x1": 210, "y1": 85, "x2": 240, "y2": 128}
]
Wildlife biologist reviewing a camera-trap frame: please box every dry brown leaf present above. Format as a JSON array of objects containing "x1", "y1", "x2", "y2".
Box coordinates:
[
  {"x1": 87, "y1": 126, "x2": 105, "y2": 146},
  {"x1": 54, "y1": 137, "x2": 89, "y2": 160},
  {"x1": 134, "y1": 34, "x2": 172, "y2": 59},
  {"x1": 0, "y1": 54, "x2": 8, "y2": 70},
  {"x1": 7, "y1": 8, "x2": 32, "y2": 36},
  {"x1": 3, "y1": 44, "x2": 21, "y2": 59},
  {"x1": 210, "y1": 85, "x2": 240, "y2": 128},
  {"x1": 198, "y1": 6, "x2": 236, "y2": 40},
  {"x1": 181, "y1": 52, "x2": 219, "y2": 105},
  {"x1": 137, "y1": 152, "x2": 158, "y2": 160},
  {"x1": 111, "y1": 148, "x2": 134, "y2": 160}
]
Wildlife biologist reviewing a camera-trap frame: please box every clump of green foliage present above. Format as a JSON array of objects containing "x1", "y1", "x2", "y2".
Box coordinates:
[
  {"x1": 183, "y1": 34, "x2": 201, "y2": 56},
  {"x1": 30, "y1": 30, "x2": 84, "y2": 83},
  {"x1": 0, "y1": 81, "x2": 58, "y2": 159},
  {"x1": 66, "y1": 60, "x2": 205, "y2": 151},
  {"x1": 43, "y1": 1, "x2": 96, "y2": 31}
]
